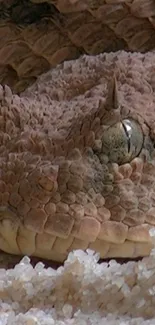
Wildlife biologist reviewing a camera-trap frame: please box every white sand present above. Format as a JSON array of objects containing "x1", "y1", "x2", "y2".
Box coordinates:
[{"x1": 0, "y1": 250, "x2": 155, "y2": 324}]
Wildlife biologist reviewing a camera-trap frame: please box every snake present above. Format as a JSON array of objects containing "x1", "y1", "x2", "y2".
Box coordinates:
[
  {"x1": 0, "y1": 50, "x2": 154, "y2": 262},
  {"x1": 0, "y1": 0, "x2": 155, "y2": 262}
]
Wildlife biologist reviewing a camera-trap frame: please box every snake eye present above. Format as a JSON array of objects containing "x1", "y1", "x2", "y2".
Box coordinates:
[{"x1": 101, "y1": 119, "x2": 144, "y2": 165}]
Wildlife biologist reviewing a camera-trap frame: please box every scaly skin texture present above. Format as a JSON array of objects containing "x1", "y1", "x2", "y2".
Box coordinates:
[
  {"x1": 0, "y1": 0, "x2": 155, "y2": 92},
  {"x1": 0, "y1": 51, "x2": 155, "y2": 262}
]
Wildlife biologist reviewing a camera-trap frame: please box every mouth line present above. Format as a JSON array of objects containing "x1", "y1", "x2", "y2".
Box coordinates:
[{"x1": 0, "y1": 250, "x2": 144, "y2": 270}]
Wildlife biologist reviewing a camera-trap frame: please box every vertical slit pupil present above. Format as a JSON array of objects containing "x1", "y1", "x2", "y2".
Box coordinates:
[{"x1": 122, "y1": 122, "x2": 130, "y2": 154}]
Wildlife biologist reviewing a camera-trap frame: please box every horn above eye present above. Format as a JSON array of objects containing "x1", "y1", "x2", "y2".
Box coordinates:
[{"x1": 101, "y1": 119, "x2": 144, "y2": 165}]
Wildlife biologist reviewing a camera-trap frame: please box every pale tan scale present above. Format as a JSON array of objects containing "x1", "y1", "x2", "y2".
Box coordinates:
[
  {"x1": 72, "y1": 217, "x2": 100, "y2": 242},
  {"x1": 0, "y1": 235, "x2": 17, "y2": 255},
  {"x1": 56, "y1": 202, "x2": 69, "y2": 214},
  {"x1": 75, "y1": 192, "x2": 88, "y2": 205},
  {"x1": 89, "y1": 240, "x2": 110, "y2": 257},
  {"x1": 105, "y1": 194, "x2": 120, "y2": 208},
  {"x1": 69, "y1": 161, "x2": 87, "y2": 176},
  {"x1": 93, "y1": 193, "x2": 105, "y2": 207},
  {"x1": 141, "y1": 174, "x2": 155, "y2": 189},
  {"x1": 29, "y1": 199, "x2": 40, "y2": 209},
  {"x1": 54, "y1": 144, "x2": 64, "y2": 157},
  {"x1": 98, "y1": 221, "x2": 128, "y2": 244},
  {"x1": 34, "y1": 249, "x2": 67, "y2": 262},
  {"x1": 67, "y1": 148, "x2": 82, "y2": 161},
  {"x1": 70, "y1": 204, "x2": 85, "y2": 219},
  {"x1": 52, "y1": 236, "x2": 74, "y2": 254},
  {"x1": 110, "y1": 205, "x2": 126, "y2": 222},
  {"x1": 74, "y1": 135, "x2": 84, "y2": 150},
  {"x1": 138, "y1": 197, "x2": 151, "y2": 212},
  {"x1": 31, "y1": 189, "x2": 51, "y2": 204},
  {"x1": 130, "y1": 172, "x2": 142, "y2": 184},
  {"x1": 118, "y1": 164, "x2": 133, "y2": 179},
  {"x1": 123, "y1": 209, "x2": 145, "y2": 227},
  {"x1": 120, "y1": 193, "x2": 139, "y2": 210},
  {"x1": 45, "y1": 202, "x2": 56, "y2": 215},
  {"x1": 146, "y1": 208, "x2": 155, "y2": 225},
  {"x1": 69, "y1": 238, "x2": 89, "y2": 252},
  {"x1": 5, "y1": 171, "x2": 16, "y2": 185},
  {"x1": 61, "y1": 190, "x2": 76, "y2": 205},
  {"x1": 135, "y1": 184, "x2": 148, "y2": 198},
  {"x1": 38, "y1": 175, "x2": 56, "y2": 191},
  {"x1": 134, "y1": 242, "x2": 154, "y2": 258},
  {"x1": 0, "y1": 219, "x2": 19, "y2": 254},
  {"x1": 81, "y1": 120, "x2": 91, "y2": 136},
  {"x1": 117, "y1": 178, "x2": 134, "y2": 192},
  {"x1": 105, "y1": 241, "x2": 135, "y2": 258},
  {"x1": 67, "y1": 175, "x2": 83, "y2": 192},
  {"x1": 44, "y1": 213, "x2": 74, "y2": 238},
  {"x1": 59, "y1": 161, "x2": 71, "y2": 172},
  {"x1": 112, "y1": 164, "x2": 124, "y2": 181},
  {"x1": 51, "y1": 192, "x2": 61, "y2": 203},
  {"x1": 143, "y1": 163, "x2": 155, "y2": 176},
  {"x1": 64, "y1": 139, "x2": 74, "y2": 154},
  {"x1": 97, "y1": 206, "x2": 111, "y2": 221},
  {"x1": 17, "y1": 201, "x2": 30, "y2": 216},
  {"x1": 36, "y1": 233, "x2": 56, "y2": 250},
  {"x1": 130, "y1": 158, "x2": 144, "y2": 173},
  {"x1": 84, "y1": 131, "x2": 95, "y2": 147},
  {"x1": 17, "y1": 226, "x2": 36, "y2": 255},
  {"x1": 84, "y1": 202, "x2": 98, "y2": 217},
  {"x1": 19, "y1": 179, "x2": 32, "y2": 200},
  {"x1": 9, "y1": 192, "x2": 22, "y2": 208},
  {"x1": 58, "y1": 171, "x2": 70, "y2": 183},
  {"x1": 24, "y1": 208, "x2": 48, "y2": 233},
  {"x1": 127, "y1": 225, "x2": 151, "y2": 242},
  {"x1": 91, "y1": 117, "x2": 101, "y2": 133},
  {"x1": 58, "y1": 181, "x2": 67, "y2": 194}
]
